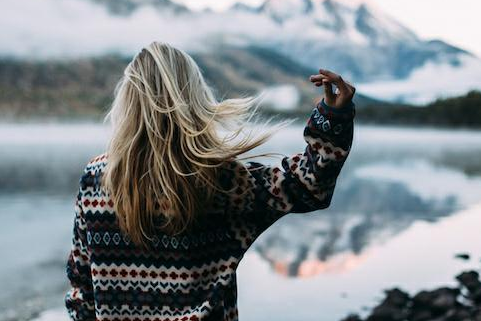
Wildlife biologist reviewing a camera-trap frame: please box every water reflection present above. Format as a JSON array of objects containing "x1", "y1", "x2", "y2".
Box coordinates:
[{"x1": 252, "y1": 164, "x2": 471, "y2": 277}]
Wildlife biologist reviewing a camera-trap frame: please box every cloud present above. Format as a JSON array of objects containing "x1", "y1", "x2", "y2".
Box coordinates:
[
  {"x1": 0, "y1": 0, "x2": 206, "y2": 58},
  {"x1": 260, "y1": 85, "x2": 301, "y2": 111},
  {"x1": 357, "y1": 55, "x2": 481, "y2": 104},
  {"x1": 0, "y1": 0, "x2": 283, "y2": 59}
]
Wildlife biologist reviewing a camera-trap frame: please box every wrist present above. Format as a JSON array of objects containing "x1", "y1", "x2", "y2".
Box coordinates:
[{"x1": 319, "y1": 98, "x2": 355, "y2": 114}]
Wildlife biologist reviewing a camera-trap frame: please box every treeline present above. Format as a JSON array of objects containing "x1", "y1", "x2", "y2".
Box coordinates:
[{"x1": 357, "y1": 90, "x2": 481, "y2": 128}]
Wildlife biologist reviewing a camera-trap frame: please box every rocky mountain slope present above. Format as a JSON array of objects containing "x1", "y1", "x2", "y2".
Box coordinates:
[{"x1": 71, "y1": 0, "x2": 480, "y2": 103}]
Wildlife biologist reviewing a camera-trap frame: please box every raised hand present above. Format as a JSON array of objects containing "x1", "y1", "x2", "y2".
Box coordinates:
[{"x1": 309, "y1": 69, "x2": 356, "y2": 109}]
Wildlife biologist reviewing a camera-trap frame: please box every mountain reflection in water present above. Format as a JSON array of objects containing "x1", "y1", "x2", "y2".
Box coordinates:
[
  {"x1": 253, "y1": 169, "x2": 459, "y2": 277},
  {"x1": 238, "y1": 124, "x2": 481, "y2": 279}
]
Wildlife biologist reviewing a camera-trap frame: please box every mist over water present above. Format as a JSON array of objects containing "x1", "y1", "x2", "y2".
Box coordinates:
[{"x1": 2, "y1": 122, "x2": 481, "y2": 320}]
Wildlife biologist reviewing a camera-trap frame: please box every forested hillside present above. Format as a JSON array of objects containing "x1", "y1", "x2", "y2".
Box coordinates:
[{"x1": 358, "y1": 90, "x2": 481, "y2": 128}]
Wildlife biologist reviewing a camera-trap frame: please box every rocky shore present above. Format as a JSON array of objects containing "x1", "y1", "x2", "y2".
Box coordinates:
[{"x1": 342, "y1": 270, "x2": 481, "y2": 321}]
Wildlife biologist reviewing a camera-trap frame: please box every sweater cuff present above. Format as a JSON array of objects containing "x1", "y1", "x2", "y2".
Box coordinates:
[{"x1": 308, "y1": 98, "x2": 355, "y2": 139}]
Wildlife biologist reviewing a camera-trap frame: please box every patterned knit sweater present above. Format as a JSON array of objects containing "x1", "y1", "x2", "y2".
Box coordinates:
[{"x1": 65, "y1": 98, "x2": 355, "y2": 321}]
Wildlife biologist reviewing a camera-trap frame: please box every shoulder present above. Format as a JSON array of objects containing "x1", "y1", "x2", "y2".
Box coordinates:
[
  {"x1": 77, "y1": 153, "x2": 115, "y2": 222},
  {"x1": 217, "y1": 159, "x2": 260, "y2": 210},
  {"x1": 79, "y1": 152, "x2": 108, "y2": 191},
  {"x1": 85, "y1": 153, "x2": 108, "y2": 175},
  {"x1": 219, "y1": 159, "x2": 272, "y2": 189}
]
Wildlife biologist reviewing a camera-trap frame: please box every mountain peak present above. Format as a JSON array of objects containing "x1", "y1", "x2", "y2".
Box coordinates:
[
  {"x1": 330, "y1": 0, "x2": 364, "y2": 8},
  {"x1": 229, "y1": 2, "x2": 261, "y2": 13},
  {"x1": 353, "y1": 1, "x2": 418, "y2": 42},
  {"x1": 256, "y1": 0, "x2": 371, "y2": 27},
  {"x1": 86, "y1": 0, "x2": 190, "y2": 15},
  {"x1": 259, "y1": 0, "x2": 314, "y2": 23}
]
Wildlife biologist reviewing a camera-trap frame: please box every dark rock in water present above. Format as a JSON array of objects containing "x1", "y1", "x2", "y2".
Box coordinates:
[
  {"x1": 412, "y1": 287, "x2": 459, "y2": 313},
  {"x1": 410, "y1": 309, "x2": 433, "y2": 321},
  {"x1": 456, "y1": 271, "x2": 481, "y2": 292},
  {"x1": 429, "y1": 288, "x2": 459, "y2": 312},
  {"x1": 340, "y1": 270, "x2": 481, "y2": 321},
  {"x1": 366, "y1": 289, "x2": 410, "y2": 321},
  {"x1": 366, "y1": 305, "x2": 408, "y2": 321},
  {"x1": 473, "y1": 308, "x2": 481, "y2": 321},
  {"x1": 340, "y1": 315, "x2": 362, "y2": 321},
  {"x1": 444, "y1": 307, "x2": 472, "y2": 320},
  {"x1": 454, "y1": 253, "x2": 471, "y2": 260},
  {"x1": 384, "y1": 288, "x2": 411, "y2": 307},
  {"x1": 471, "y1": 288, "x2": 481, "y2": 305},
  {"x1": 456, "y1": 271, "x2": 481, "y2": 305}
]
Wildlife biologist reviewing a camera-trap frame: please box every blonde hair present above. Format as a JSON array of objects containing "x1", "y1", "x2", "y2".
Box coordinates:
[{"x1": 103, "y1": 41, "x2": 294, "y2": 246}]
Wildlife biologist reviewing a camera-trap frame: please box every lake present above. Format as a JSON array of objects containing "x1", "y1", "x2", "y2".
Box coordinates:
[{"x1": 1, "y1": 122, "x2": 481, "y2": 321}]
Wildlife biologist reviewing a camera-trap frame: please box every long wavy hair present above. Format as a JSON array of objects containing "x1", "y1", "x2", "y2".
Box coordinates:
[{"x1": 102, "y1": 41, "x2": 294, "y2": 246}]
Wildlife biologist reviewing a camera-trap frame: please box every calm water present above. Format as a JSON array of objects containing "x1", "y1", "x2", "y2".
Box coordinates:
[{"x1": 1, "y1": 123, "x2": 481, "y2": 321}]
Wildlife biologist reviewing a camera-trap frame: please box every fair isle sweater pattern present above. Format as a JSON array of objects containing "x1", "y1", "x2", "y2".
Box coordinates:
[{"x1": 65, "y1": 99, "x2": 355, "y2": 321}]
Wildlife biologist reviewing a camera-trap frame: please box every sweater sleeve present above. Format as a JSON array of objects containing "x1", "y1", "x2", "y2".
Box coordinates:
[
  {"x1": 233, "y1": 98, "x2": 355, "y2": 247},
  {"x1": 65, "y1": 185, "x2": 96, "y2": 321}
]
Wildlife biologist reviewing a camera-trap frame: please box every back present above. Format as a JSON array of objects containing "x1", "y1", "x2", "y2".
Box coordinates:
[{"x1": 70, "y1": 155, "x2": 255, "y2": 321}]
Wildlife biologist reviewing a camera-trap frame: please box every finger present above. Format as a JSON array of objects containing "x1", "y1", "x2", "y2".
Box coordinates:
[
  {"x1": 343, "y1": 81, "x2": 356, "y2": 99},
  {"x1": 314, "y1": 82, "x2": 323, "y2": 87},
  {"x1": 319, "y1": 69, "x2": 341, "y2": 80},
  {"x1": 323, "y1": 79, "x2": 336, "y2": 102},
  {"x1": 319, "y1": 70, "x2": 349, "y2": 93},
  {"x1": 346, "y1": 81, "x2": 356, "y2": 94},
  {"x1": 343, "y1": 80, "x2": 354, "y2": 91},
  {"x1": 310, "y1": 74, "x2": 328, "y2": 83},
  {"x1": 319, "y1": 69, "x2": 350, "y2": 95}
]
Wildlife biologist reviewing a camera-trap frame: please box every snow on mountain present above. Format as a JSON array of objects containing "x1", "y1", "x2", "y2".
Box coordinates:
[
  {"x1": 0, "y1": 0, "x2": 479, "y2": 103},
  {"x1": 258, "y1": 0, "x2": 314, "y2": 23},
  {"x1": 86, "y1": 0, "x2": 189, "y2": 15}
]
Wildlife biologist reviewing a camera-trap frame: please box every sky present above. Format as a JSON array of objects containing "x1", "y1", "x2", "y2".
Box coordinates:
[{"x1": 177, "y1": 0, "x2": 481, "y2": 57}]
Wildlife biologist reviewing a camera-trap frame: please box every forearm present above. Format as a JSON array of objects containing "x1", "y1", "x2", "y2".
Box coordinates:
[{"x1": 282, "y1": 98, "x2": 355, "y2": 211}]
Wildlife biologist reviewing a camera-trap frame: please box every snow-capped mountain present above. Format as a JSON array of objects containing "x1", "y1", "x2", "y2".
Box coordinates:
[
  {"x1": 254, "y1": 0, "x2": 418, "y2": 43},
  {"x1": 1, "y1": 0, "x2": 480, "y2": 103},
  {"x1": 257, "y1": 0, "x2": 315, "y2": 23},
  {"x1": 82, "y1": 0, "x2": 481, "y2": 102},
  {"x1": 224, "y1": 0, "x2": 468, "y2": 80}
]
